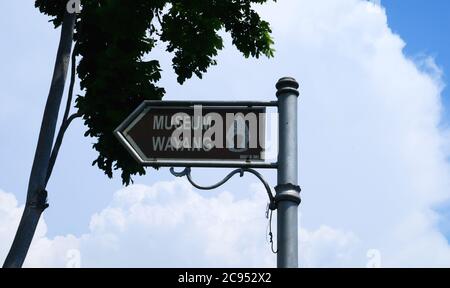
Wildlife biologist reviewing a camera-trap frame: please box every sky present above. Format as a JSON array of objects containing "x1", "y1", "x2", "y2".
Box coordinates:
[
  {"x1": 383, "y1": 0, "x2": 450, "y2": 123},
  {"x1": 1, "y1": 0, "x2": 450, "y2": 267}
]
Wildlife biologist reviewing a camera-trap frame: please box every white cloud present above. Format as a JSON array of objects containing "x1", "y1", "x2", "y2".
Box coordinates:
[
  {"x1": 1, "y1": 0, "x2": 450, "y2": 267},
  {"x1": 79, "y1": 180, "x2": 274, "y2": 267},
  {"x1": 1, "y1": 183, "x2": 358, "y2": 267},
  {"x1": 0, "y1": 190, "x2": 22, "y2": 261},
  {"x1": 0, "y1": 190, "x2": 79, "y2": 268},
  {"x1": 156, "y1": 0, "x2": 450, "y2": 266},
  {"x1": 299, "y1": 226, "x2": 361, "y2": 268}
]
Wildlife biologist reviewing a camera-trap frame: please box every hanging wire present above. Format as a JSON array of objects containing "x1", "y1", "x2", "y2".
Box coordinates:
[
  {"x1": 170, "y1": 166, "x2": 278, "y2": 253},
  {"x1": 266, "y1": 204, "x2": 278, "y2": 254}
]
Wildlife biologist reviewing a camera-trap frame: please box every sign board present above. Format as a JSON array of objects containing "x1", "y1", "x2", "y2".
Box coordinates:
[{"x1": 115, "y1": 101, "x2": 269, "y2": 167}]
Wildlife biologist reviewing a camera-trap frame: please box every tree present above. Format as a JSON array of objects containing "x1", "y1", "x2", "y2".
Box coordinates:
[{"x1": 3, "y1": 0, "x2": 275, "y2": 268}]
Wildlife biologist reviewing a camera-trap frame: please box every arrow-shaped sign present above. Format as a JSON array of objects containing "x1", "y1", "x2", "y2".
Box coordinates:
[{"x1": 115, "y1": 101, "x2": 272, "y2": 168}]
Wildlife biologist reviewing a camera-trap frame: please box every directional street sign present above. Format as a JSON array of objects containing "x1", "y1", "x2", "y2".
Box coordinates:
[
  {"x1": 115, "y1": 101, "x2": 269, "y2": 167},
  {"x1": 114, "y1": 77, "x2": 300, "y2": 268}
]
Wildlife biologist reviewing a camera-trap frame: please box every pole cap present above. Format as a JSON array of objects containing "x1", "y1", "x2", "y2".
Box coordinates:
[{"x1": 276, "y1": 77, "x2": 300, "y2": 97}]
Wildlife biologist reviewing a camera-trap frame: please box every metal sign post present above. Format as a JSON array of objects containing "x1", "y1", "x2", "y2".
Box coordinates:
[
  {"x1": 275, "y1": 77, "x2": 301, "y2": 268},
  {"x1": 115, "y1": 77, "x2": 300, "y2": 268}
]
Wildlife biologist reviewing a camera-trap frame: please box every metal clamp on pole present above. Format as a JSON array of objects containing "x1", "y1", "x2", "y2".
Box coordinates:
[{"x1": 274, "y1": 184, "x2": 301, "y2": 206}]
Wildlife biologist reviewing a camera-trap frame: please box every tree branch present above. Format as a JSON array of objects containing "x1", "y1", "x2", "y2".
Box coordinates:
[
  {"x1": 62, "y1": 44, "x2": 77, "y2": 123},
  {"x1": 45, "y1": 48, "x2": 80, "y2": 186},
  {"x1": 45, "y1": 112, "x2": 81, "y2": 186},
  {"x1": 3, "y1": 11, "x2": 76, "y2": 268},
  {"x1": 156, "y1": 10, "x2": 163, "y2": 27}
]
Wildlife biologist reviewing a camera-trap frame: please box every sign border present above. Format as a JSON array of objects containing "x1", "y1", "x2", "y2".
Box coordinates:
[{"x1": 114, "y1": 100, "x2": 278, "y2": 169}]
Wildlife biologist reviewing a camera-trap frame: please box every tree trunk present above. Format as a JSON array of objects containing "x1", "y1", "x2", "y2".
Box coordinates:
[{"x1": 2, "y1": 11, "x2": 76, "y2": 268}]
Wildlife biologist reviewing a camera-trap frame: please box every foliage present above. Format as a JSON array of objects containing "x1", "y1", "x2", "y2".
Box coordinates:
[{"x1": 35, "y1": 0, "x2": 275, "y2": 185}]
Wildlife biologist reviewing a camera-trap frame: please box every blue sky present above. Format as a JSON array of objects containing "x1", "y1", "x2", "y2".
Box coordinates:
[
  {"x1": 1, "y1": 0, "x2": 450, "y2": 267},
  {"x1": 384, "y1": 0, "x2": 450, "y2": 124},
  {"x1": 383, "y1": 0, "x2": 450, "y2": 239}
]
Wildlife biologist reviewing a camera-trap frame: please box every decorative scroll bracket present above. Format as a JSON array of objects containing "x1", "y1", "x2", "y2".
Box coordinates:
[{"x1": 169, "y1": 167, "x2": 277, "y2": 211}]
